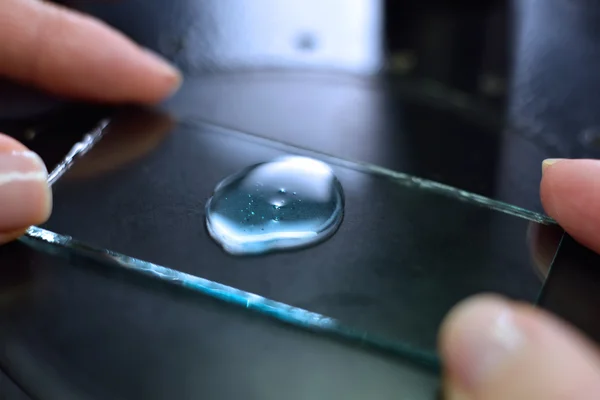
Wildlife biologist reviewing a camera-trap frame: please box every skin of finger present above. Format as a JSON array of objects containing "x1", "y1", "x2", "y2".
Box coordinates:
[
  {"x1": 440, "y1": 295, "x2": 600, "y2": 400},
  {"x1": 540, "y1": 159, "x2": 600, "y2": 254},
  {"x1": 0, "y1": 0, "x2": 180, "y2": 104},
  {"x1": 0, "y1": 133, "x2": 28, "y2": 153},
  {"x1": 0, "y1": 229, "x2": 27, "y2": 245},
  {"x1": 0, "y1": 133, "x2": 51, "y2": 240}
]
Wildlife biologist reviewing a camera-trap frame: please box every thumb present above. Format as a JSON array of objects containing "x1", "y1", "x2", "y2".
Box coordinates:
[
  {"x1": 0, "y1": 134, "x2": 52, "y2": 244},
  {"x1": 439, "y1": 295, "x2": 600, "y2": 399}
]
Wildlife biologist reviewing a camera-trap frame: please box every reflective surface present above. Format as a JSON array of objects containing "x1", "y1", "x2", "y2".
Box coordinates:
[
  {"x1": 44, "y1": 116, "x2": 560, "y2": 351},
  {"x1": 206, "y1": 156, "x2": 345, "y2": 255},
  {"x1": 22, "y1": 225, "x2": 438, "y2": 371},
  {"x1": 0, "y1": 112, "x2": 564, "y2": 399},
  {"x1": 0, "y1": 74, "x2": 567, "y2": 399},
  {"x1": 4, "y1": 0, "x2": 600, "y2": 396},
  {"x1": 510, "y1": 0, "x2": 600, "y2": 159},
  {"x1": 161, "y1": 72, "x2": 548, "y2": 214},
  {"x1": 0, "y1": 240, "x2": 440, "y2": 400}
]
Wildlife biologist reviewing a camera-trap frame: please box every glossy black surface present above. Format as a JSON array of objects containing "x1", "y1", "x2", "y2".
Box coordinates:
[
  {"x1": 161, "y1": 72, "x2": 544, "y2": 213},
  {"x1": 3, "y1": 0, "x2": 600, "y2": 399},
  {"x1": 0, "y1": 104, "x2": 112, "y2": 173},
  {"x1": 48, "y1": 115, "x2": 558, "y2": 347},
  {"x1": 539, "y1": 234, "x2": 600, "y2": 345},
  {"x1": 0, "y1": 115, "x2": 559, "y2": 400},
  {"x1": 0, "y1": 241, "x2": 440, "y2": 400},
  {"x1": 509, "y1": 0, "x2": 600, "y2": 159},
  {"x1": 0, "y1": 76, "x2": 549, "y2": 399}
]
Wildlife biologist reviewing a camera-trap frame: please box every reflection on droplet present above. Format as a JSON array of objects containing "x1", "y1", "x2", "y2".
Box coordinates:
[{"x1": 205, "y1": 156, "x2": 344, "y2": 255}]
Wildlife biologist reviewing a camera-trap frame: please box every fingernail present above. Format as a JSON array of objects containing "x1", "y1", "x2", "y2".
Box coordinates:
[
  {"x1": 542, "y1": 158, "x2": 563, "y2": 173},
  {"x1": 0, "y1": 151, "x2": 52, "y2": 232},
  {"x1": 442, "y1": 297, "x2": 525, "y2": 389},
  {"x1": 141, "y1": 48, "x2": 182, "y2": 93}
]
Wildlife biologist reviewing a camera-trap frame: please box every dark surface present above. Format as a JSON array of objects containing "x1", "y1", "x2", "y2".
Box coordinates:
[
  {"x1": 2, "y1": 0, "x2": 600, "y2": 399},
  {"x1": 0, "y1": 241, "x2": 441, "y2": 400},
  {"x1": 509, "y1": 0, "x2": 600, "y2": 159},
  {"x1": 44, "y1": 117, "x2": 556, "y2": 352},
  {"x1": 0, "y1": 104, "x2": 112, "y2": 172},
  {"x1": 0, "y1": 371, "x2": 29, "y2": 400},
  {"x1": 0, "y1": 111, "x2": 561, "y2": 399},
  {"x1": 161, "y1": 72, "x2": 544, "y2": 213},
  {"x1": 539, "y1": 234, "x2": 600, "y2": 345}
]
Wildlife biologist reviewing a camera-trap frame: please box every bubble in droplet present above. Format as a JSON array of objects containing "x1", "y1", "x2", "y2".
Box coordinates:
[{"x1": 205, "y1": 156, "x2": 344, "y2": 255}]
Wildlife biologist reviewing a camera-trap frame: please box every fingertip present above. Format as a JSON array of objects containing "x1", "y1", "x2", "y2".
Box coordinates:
[
  {"x1": 0, "y1": 133, "x2": 52, "y2": 241},
  {"x1": 540, "y1": 158, "x2": 600, "y2": 252},
  {"x1": 441, "y1": 294, "x2": 600, "y2": 399},
  {"x1": 539, "y1": 158, "x2": 571, "y2": 221},
  {"x1": 540, "y1": 159, "x2": 600, "y2": 210},
  {"x1": 0, "y1": 133, "x2": 30, "y2": 153},
  {"x1": 541, "y1": 158, "x2": 564, "y2": 174},
  {"x1": 440, "y1": 294, "x2": 533, "y2": 393},
  {"x1": 439, "y1": 294, "x2": 511, "y2": 370},
  {"x1": 136, "y1": 48, "x2": 183, "y2": 104}
]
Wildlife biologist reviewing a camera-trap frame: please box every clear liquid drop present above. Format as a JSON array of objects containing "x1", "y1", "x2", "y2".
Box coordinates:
[{"x1": 205, "y1": 156, "x2": 344, "y2": 255}]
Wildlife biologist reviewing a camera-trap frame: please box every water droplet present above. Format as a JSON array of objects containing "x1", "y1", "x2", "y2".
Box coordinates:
[{"x1": 206, "y1": 156, "x2": 344, "y2": 255}]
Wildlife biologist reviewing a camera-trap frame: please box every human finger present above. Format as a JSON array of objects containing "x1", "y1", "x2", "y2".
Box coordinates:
[
  {"x1": 0, "y1": 133, "x2": 51, "y2": 244},
  {"x1": 0, "y1": 0, "x2": 181, "y2": 104},
  {"x1": 440, "y1": 295, "x2": 600, "y2": 399},
  {"x1": 540, "y1": 158, "x2": 600, "y2": 254}
]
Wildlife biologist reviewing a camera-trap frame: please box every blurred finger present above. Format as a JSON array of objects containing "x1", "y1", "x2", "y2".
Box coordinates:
[
  {"x1": 0, "y1": 0, "x2": 181, "y2": 103},
  {"x1": 0, "y1": 134, "x2": 51, "y2": 244},
  {"x1": 440, "y1": 295, "x2": 600, "y2": 399}
]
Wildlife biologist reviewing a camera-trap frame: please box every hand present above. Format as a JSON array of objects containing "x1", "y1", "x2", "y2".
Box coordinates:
[
  {"x1": 440, "y1": 159, "x2": 600, "y2": 399},
  {"x1": 0, "y1": 0, "x2": 181, "y2": 243}
]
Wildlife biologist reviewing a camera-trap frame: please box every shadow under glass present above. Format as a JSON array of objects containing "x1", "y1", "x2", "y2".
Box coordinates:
[{"x1": 38, "y1": 116, "x2": 562, "y2": 357}]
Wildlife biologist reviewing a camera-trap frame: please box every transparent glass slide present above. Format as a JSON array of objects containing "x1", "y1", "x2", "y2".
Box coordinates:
[
  {"x1": 28, "y1": 116, "x2": 562, "y2": 367},
  {"x1": 0, "y1": 241, "x2": 441, "y2": 400}
]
